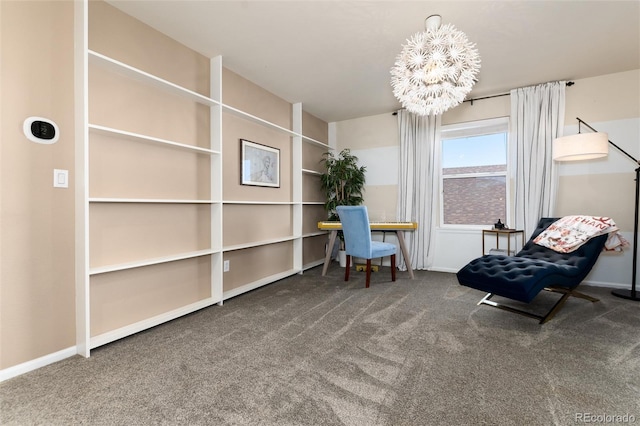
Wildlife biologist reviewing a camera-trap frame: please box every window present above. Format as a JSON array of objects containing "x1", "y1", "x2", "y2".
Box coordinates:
[{"x1": 440, "y1": 117, "x2": 509, "y2": 227}]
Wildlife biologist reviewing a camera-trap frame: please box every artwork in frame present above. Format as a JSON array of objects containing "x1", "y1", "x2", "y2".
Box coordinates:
[{"x1": 241, "y1": 139, "x2": 280, "y2": 188}]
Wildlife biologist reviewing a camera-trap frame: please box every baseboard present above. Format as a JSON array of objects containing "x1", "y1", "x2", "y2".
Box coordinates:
[
  {"x1": 302, "y1": 259, "x2": 324, "y2": 271},
  {"x1": 428, "y1": 266, "x2": 459, "y2": 274},
  {"x1": 0, "y1": 346, "x2": 77, "y2": 383},
  {"x1": 581, "y1": 280, "x2": 632, "y2": 290}
]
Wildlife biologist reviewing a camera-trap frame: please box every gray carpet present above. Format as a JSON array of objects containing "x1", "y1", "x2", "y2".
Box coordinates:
[{"x1": 1, "y1": 266, "x2": 639, "y2": 425}]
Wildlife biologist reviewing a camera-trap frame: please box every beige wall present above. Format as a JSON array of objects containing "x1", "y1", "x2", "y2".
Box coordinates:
[
  {"x1": 302, "y1": 110, "x2": 329, "y2": 143},
  {"x1": 442, "y1": 95, "x2": 510, "y2": 125},
  {"x1": 1, "y1": 1, "x2": 76, "y2": 369},
  {"x1": 556, "y1": 70, "x2": 640, "y2": 231},
  {"x1": 89, "y1": 0, "x2": 210, "y2": 96},
  {"x1": 565, "y1": 70, "x2": 640, "y2": 122},
  {"x1": 336, "y1": 112, "x2": 397, "y2": 151},
  {"x1": 222, "y1": 68, "x2": 292, "y2": 131}
]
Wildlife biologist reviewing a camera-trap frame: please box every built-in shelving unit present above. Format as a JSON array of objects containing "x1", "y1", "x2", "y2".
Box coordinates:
[
  {"x1": 76, "y1": 0, "x2": 330, "y2": 357},
  {"x1": 84, "y1": 47, "x2": 224, "y2": 348},
  {"x1": 81, "y1": 25, "x2": 225, "y2": 352}
]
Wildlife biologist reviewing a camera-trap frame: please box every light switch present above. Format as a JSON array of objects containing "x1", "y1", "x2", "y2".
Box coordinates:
[{"x1": 53, "y1": 169, "x2": 68, "y2": 188}]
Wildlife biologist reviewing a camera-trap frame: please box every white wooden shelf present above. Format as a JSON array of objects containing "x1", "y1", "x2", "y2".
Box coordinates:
[
  {"x1": 223, "y1": 236, "x2": 297, "y2": 252},
  {"x1": 222, "y1": 104, "x2": 296, "y2": 138},
  {"x1": 89, "y1": 124, "x2": 219, "y2": 155},
  {"x1": 302, "y1": 168, "x2": 322, "y2": 176},
  {"x1": 89, "y1": 50, "x2": 220, "y2": 108},
  {"x1": 220, "y1": 106, "x2": 328, "y2": 146},
  {"x1": 302, "y1": 231, "x2": 327, "y2": 238},
  {"x1": 302, "y1": 135, "x2": 329, "y2": 148},
  {"x1": 223, "y1": 200, "x2": 295, "y2": 205},
  {"x1": 302, "y1": 201, "x2": 325, "y2": 205},
  {"x1": 89, "y1": 249, "x2": 218, "y2": 275},
  {"x1": 89, "y1": 198, "x2": 217, "y2": 204}
]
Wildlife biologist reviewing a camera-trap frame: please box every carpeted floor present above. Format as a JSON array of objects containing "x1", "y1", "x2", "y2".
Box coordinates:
[{"x1": 1, "y1": 266, "x2": 639, "y2": 425}]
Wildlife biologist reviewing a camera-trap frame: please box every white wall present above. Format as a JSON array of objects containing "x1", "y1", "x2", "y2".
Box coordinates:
[{"x1": 334, "y1": 70, "x2": 640, "y2": 289}]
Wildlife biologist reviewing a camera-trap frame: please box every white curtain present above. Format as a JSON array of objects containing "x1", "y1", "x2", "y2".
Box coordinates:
[
  {"x1": 396, "y1": 110, "x2": 440, "y2": 270},
  {"x1": 511, "y1": 81, "x2": 566, "y2": 237}
]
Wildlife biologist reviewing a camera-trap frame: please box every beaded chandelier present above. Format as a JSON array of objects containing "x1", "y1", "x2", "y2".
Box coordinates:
[{"x1": 390, "y1": 15, "x2": 481, "y2": 116}]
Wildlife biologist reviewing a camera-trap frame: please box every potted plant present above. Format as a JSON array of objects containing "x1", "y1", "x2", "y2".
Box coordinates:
[{"x1": 320, "y1": 149, "x2": 367, "y2": 266}]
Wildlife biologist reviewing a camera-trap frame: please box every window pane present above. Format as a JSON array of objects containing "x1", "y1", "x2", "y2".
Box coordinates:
[
  {"x1": 442, "y1": 133, "x2": 507, "y2": 169},
  {"x1": 443, "y1": 176, "x2": 506, "y2": 225},
  {"x1": 440, "y1": 125, "x2": 508, "y2": 227}
]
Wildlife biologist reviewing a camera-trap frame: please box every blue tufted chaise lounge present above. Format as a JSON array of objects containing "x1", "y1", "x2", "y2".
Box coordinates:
[{"x1": 456, "y1": 217, "x2": 607, "y2": 323}]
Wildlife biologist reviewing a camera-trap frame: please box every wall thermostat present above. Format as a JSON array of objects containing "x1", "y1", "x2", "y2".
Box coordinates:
[{"x1": 23, "y1": 116, "x2": 59, "y2": 144}]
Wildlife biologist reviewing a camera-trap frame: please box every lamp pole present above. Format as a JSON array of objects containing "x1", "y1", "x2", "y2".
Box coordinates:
[
  {"x1": 611, "y1": 165, "x2": 640, "y2": 300},
  {"x1": 577, "y1": 118, "x2": 640, "y2": 301}
]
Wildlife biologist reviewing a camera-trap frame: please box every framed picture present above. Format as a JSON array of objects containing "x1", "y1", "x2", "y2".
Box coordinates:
[{"x1": 241, "y1": 139, "x2": 280, "y2": 187}]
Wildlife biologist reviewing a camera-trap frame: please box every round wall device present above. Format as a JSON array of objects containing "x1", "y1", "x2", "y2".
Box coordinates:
[{"x1": 23, "y1": 116, "x2": 59, "y2": 144}]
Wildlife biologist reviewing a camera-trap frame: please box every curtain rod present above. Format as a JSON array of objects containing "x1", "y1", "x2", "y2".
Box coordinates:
[
  {"x1": 464, "y1": 81, "x2": 574, "y2": 105},
  {"x1": 392, "y1": 81, "x2": 575, "y2": 114}
]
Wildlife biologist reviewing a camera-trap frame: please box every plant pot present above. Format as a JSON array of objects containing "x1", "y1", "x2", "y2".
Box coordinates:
[{"x1": 338, "y1": 250, "x2": 347, "y2": 268}]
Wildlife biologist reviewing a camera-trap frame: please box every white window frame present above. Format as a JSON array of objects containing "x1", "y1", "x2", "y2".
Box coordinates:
[{"x1": 438, "y1": 116, "x2": 511, "y2": 229}]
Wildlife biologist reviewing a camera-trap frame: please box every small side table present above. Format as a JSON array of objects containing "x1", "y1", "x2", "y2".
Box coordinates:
[{"x1": 482, "y1": 229, "x2": 525, "y2": 256}]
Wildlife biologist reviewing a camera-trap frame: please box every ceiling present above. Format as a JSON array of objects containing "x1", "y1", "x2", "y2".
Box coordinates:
[{"x1": 107, "y1": 1, "x2": 640, "y2": 123}]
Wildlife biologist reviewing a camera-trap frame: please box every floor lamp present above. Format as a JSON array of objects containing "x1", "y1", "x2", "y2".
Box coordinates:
[{"x1": 553, "y1": 117, "x2": 639, "y2": 301}]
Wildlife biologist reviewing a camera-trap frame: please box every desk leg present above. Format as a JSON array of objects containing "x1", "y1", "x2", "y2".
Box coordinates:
[
  {"x1": 396, "y1": 231, "x2": 414, "y2": 279},
  {"x1": 322, "y1": 230, "x2": 338, "y2": 276}
]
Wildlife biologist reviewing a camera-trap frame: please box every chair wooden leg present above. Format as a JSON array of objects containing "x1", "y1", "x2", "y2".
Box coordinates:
[
  {"x1": 391, "y1": 254, "x2": 396, "y2": 282},
  {"x1": 365, "y1": 259, "x2": 372, "y2": 288},
  {"x1": 345, "y1": 255, "x2": 351, "y2": 281}
]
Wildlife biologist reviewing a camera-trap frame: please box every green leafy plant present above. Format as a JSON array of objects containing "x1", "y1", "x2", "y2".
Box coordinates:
[{"x1": 320, "y1": 149, "x2": 367, "y2": 222}]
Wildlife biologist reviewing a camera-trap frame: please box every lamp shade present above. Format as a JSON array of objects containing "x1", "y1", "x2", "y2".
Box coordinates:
[{"x1": 553, "y1": 132, "x2": 609, "y2": 161}]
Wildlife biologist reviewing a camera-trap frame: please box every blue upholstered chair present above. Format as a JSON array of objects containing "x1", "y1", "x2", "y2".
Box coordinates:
[
  {"x1": 457, "y1": 217, "x2": 607, "y2": 323},
  {"x1": 336, "y1": 206, "x2": 397, "y2": 288}
]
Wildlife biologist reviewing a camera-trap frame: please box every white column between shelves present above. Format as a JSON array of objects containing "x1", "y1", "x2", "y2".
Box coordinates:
[
  {"x1": 210, "y1": 55, "x2": 223, "y2": 304},
  {"x1": 328, "y1": 121, "x2": 337, "y2": 151},
  {"x1": 75, "y1": 0, "x2": 90, "y2": 358},
  {"x1": 292, "y1": 103, "x2": 303, "y2": 272}
]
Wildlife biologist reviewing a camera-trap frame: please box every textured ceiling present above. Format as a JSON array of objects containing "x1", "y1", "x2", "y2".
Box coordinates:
[{"x1": 108, "y1": 1, "x2": 640, "y2": 123}]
